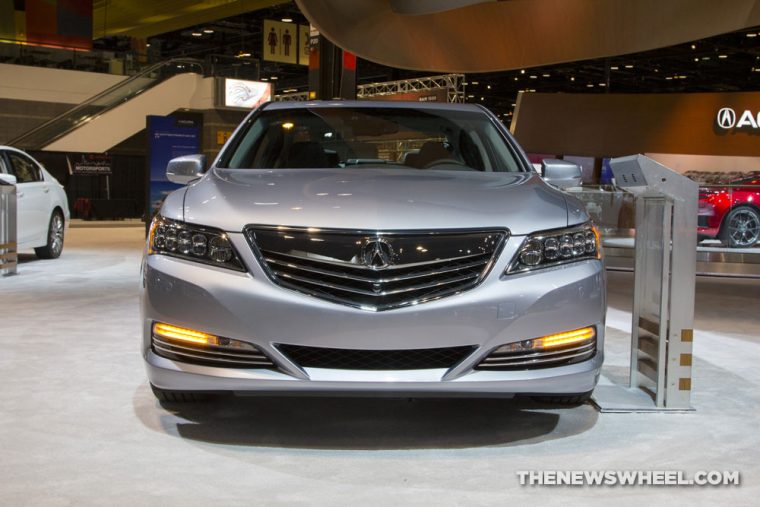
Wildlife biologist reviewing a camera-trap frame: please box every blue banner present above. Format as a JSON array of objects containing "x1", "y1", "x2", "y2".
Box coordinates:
[{"x1": 146, "y1": 115, "x2": 202, "y2": 216}]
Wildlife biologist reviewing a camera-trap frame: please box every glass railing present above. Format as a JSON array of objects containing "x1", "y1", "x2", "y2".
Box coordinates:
[
  {"x1": 9, "y1": 58, "x2": 205, "y2": 151},
  {"x1": 567, "y1": 183, "x2": 760, "y2": 276}
]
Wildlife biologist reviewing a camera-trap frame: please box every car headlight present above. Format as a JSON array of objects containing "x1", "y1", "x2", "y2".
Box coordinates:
[
  {"x1": 506, "y1": 222, "x2": 601, "y2": 274},
  {"x1": 148, "y1": 216, "x2": 245, "y2": 271}
]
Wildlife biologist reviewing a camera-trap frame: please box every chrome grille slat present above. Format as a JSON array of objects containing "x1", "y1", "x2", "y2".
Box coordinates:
[
  {"x1": 246, "y1": 226, "x2": 507, "y2": 311},
  {"x1": 259, "y1": 248, "x2": 489, "y2": 271},
  {"x1": 273, "y1": 269, "x2": 481, "y2": 297},
  {"x1": 264, "y1": 255, "x2": 489, "y2": 283}
]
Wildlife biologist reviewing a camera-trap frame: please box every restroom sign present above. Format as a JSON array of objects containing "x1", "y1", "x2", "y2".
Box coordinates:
[{"x1": 263, "y1": 20, "x2": 297, "y2": 64}]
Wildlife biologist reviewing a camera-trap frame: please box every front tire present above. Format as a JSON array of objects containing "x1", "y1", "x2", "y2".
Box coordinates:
[
  {"x1": 34, "y1": 210, "x2": 64, "y2": 259},
  {"x1": 150, "y1": 384, "x2": 210, "y2": 403},
  {"x1": 719, "y1": 206, "x2": 760, "y2": 248}
]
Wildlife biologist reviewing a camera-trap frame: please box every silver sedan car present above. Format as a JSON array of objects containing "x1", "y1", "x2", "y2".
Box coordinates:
[{"x1": 141, "y1": 101, "x2": 605, "y2": 404}]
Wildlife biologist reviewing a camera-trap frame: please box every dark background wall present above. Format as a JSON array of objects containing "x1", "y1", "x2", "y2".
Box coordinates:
[{"x1": 511, "y1": 91, "x2": 760, "y2": 158}]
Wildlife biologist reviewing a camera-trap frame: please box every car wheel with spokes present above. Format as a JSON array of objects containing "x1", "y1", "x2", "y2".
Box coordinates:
[
  {"x1": 34, "y1": 210, "x2": 65, "y2": 259},
  {"x1": 719, "y1": 206, "x2": 760, "y2": 248}
]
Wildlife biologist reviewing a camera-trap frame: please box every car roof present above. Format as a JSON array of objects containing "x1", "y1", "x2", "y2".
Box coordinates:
[{"x1": 262, "y1": 100, "x2": 487, "y2": 112}]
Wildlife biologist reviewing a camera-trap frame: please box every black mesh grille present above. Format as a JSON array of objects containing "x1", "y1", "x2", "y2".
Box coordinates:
[{"x1": 277, "y1": 344, "x2": 476, "y2": 370}]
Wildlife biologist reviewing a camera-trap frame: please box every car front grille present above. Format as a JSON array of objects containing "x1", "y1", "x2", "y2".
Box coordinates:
[
  {"x1": 245, "y1": 226, "x2": 507, "y2": 311},
  {"x1": 277, "y1": 343, "x2": 476, "y2": 370},
  {"x1": 151, "y1": 335, "x2": 276, "y2": 369},
  {"x1": 476, "y1": 338, "x2": 597, "y2": 370}
]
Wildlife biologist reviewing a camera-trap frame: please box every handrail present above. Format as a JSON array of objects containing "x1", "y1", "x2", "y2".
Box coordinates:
[{"x1": 9, "y1": 58, "x2": 206, "y2": 151}]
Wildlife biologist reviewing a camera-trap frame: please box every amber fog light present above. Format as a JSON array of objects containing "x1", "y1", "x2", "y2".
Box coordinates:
[
  {"x1": 152, "y1": 322, "x2": 255, "y2": 351},
  {"x1": 493, "y1": 326, "x2": 596, "y2": 354}
]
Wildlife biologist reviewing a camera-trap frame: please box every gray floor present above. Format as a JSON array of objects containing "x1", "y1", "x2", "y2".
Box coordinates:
[{"x1": 2, "y1": 227, "x2": 759, "y2": 506}]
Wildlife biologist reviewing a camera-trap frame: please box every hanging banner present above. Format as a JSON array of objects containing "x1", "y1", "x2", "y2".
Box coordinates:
[
  {"x1": 146, "y1": 115, "x2": 202, "y2": 218},
  {"x1": 66, "y1": 153, "x2": 112, "y2": 175},
  {"x1": 263, "y1": 19, "x2": 297, "y2": 64}
]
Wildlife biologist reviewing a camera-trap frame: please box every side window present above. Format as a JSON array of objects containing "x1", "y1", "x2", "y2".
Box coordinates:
[
  {"x1": 0, "y1": 153, "x2": 8, "y2": 174},
  {"x1": 7, "y1": 152, "x2": 41, "y2": 183}
]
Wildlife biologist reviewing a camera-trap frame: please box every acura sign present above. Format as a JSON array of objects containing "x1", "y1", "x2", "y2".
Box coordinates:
[{"x1": 716, "y1": 107, "x2": 760, "y2": 130}]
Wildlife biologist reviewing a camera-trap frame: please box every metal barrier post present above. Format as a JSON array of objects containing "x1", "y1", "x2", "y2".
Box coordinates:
[
  {"x1": 0, "y1": 180, "x2": 18, "y2": 276},
  {"x1": 592, "y1": 155, "x2": 697, "y2": 411}
]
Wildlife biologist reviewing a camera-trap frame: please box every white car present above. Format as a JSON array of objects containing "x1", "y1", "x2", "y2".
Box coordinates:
[{"x1": 0, "y1": 146, "x2": 70, "y2": 258}]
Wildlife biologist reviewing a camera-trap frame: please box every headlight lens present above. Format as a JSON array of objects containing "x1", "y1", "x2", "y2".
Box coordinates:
[
  {"x1": 148, "y1": 216, "x2": 245, "y2": 271},
  {"x1": 506, "y1": 223, "x2": 601, "y2": 274}
]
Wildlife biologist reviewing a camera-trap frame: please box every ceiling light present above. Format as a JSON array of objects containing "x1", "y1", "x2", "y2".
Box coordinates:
[
  {"x1": 487, "y1": 84, "x2": 491, "y2": 89},
  {"x1": 270, "y1": 76, "x2": 278, "y2": 80},
  {"x1": 624, "y1": 64, "x2": 634, "y2": 69},
  {"x1": 694, "y1": 57, "x2": 699, "y2": 62},
  {"x1": 261, "y1": 77, "x2": 268, "y2": 81},
  {"x1": 191, "y1": 32, "x2": 202, "y2": 37},
  {"x1": 679, "y1": 75, "x2": 687, "y2": 79},
  {"x1": 570, "y1": 77, "x2": 575, "y2": 81},
  {"x1": 514, "y1": 77, "x2": 518, "y2": 81},
  {"x1": 542, "y1": 73, "x2": 550, "y2": 77},
  {"x1": 520, "y1": 69, "x2": 525, "y2": 74},
  {"x1": 586, "y1": 83, "x2": 594, "y2": 87},
  {"x1": 702, "y1": 56, "x2": 710, "y2": 60},
  {"x1": 599, "y1": 83, "x2": 606, "y2": 87},
  {"x1": 529, "y1": 75, "x2": 537, "y2": 79},
  {"x1": 665, "y1": 76, "x2": 673, "y2": 80},
  {"x1": 203, "y1": 29, "x2": 214, "y2": 34},
  {"x1": 281, "y1": 17, "x2": 293, "y2": 23},
  {"x1": 691, "y1": 44, "x2": 696, "y2": 49},
  {"x1": 610, "y1": 66, "x2": 619, "y2": 70},
  {"x1": 718, "y1": 54, "x2": 728, "y2": 59},
  {"x1": 747, "y1": 33, "x2": 757, "y2": 38},
  {"x1": 471, "y1": 81, "x2": 479, "y2": 85},
  {"x1": 146, "y1": 43, "x2": 151, "y2": 47},
  {"x1": 528, "y1": 89, "x2": 536, "y2": 92},
  {"x1": 480, "y1": 96, "x2": 484, "y2": 101}
]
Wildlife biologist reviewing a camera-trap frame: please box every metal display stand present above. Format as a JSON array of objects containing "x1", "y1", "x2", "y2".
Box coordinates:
[
  {"x1": 0, "y1": 180, "x2": 18, "y2": 276},
  {"x1": 592, "y1": 155, "x2": 697, "y2": 412}
]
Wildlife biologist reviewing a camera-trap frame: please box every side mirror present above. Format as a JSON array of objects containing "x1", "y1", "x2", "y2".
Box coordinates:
[
  {"x1": 0, "y1": 173, "x2": 17, "y2": 186},
  {"x1": 166, "y1": 154, "x2": 206, "y2": 185},
  {"x1": 541, "y1": 159, "x2": 582, "y2": 189}
]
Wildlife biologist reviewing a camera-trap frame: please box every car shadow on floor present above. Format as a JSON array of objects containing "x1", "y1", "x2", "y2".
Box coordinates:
[{"x1": 133, "y1": 385, "x2": 599, "y2": 450}]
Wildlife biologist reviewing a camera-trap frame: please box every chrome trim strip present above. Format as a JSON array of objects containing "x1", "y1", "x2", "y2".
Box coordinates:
[
  {"x1": 152, "y1": 344, "x2": 274, "y2": 366},
  {"x1": 152, "y1": 337, "x2": 268, "y2": 360},
  {"x1": 478, "y1": 349, "x2": 596, "y2": 369},
  {"x1": 483, "y1": 341, "x2": 596, "y2": 361}
]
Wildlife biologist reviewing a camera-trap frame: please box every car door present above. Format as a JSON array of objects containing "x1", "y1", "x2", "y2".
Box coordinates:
[{"x1": 5, "y1": 151, "x2": 49, "y2": 245}]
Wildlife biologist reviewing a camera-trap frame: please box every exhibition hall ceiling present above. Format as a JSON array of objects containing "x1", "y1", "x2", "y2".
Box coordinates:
[{"x1": 296, "y1": 0, "x2": 760, "y2": 73}]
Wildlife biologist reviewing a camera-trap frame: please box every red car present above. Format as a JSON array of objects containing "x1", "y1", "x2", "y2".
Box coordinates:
[{"x1": 698, "y1": 176, "x2": 760, "y2": 248}]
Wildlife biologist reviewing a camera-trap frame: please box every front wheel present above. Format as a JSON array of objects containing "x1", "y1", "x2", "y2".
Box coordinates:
[
  {"x1": 719, "y1": 206, "x2": 760, "y2": 248},
  {"x1": 34, "y1": 211, "x2": 64, "y2": 259}
]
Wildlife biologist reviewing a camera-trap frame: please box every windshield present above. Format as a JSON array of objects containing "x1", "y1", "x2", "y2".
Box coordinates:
[{"x1": 219, "y1": 106, "x2": 524, "y2": 172}]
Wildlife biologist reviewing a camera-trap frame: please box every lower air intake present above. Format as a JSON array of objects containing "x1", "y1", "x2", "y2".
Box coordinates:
[{"x1": 277, "y1": 344, "x2": 476, "y2": 370}]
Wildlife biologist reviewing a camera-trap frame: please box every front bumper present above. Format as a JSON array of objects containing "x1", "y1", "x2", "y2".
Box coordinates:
[{"x1": 141, "y1": 232, "x2": 606, "y2": 397}]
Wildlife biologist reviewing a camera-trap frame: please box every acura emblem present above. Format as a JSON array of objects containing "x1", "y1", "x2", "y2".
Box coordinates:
[
  {"x1": 717, "y1": 107, "x2": 736, "y2": 129},
  {"x1": 361, "y1": 238, "x2": 396, "y2": 269}
]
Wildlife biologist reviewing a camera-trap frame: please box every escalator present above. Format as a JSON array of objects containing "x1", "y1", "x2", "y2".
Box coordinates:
[{"x1": 10, "y1": 58, "x2": 206, "y2": 152}]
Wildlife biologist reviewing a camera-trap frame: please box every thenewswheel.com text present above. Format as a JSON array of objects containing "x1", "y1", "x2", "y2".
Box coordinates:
[{"x1": 517, "y1": 470, "x2": 740, "y2": 487}]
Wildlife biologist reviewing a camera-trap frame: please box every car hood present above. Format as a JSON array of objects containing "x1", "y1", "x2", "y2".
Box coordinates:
[{"x1": 181, "y1": 168, "x2": 574, "y2": 235}]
